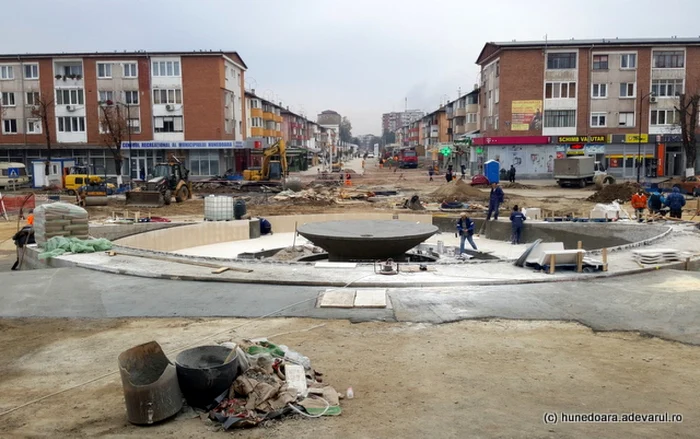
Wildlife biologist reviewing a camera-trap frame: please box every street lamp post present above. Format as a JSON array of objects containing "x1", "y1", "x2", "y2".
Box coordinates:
[{"x1": 637, "y1": 91, "x2": 655, "y2": 183}]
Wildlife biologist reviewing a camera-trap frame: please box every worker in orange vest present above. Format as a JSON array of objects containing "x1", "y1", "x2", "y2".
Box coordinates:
[
  {"x1": 631, "y1": 189, "x2": 648, "y2": 221},
  {"x1": 26, "y1": 210, "x2": 34, "y2": 226}
]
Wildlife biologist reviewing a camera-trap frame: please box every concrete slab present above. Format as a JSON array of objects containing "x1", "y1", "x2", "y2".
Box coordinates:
[
  {"x1": 354, "y1": 289, "x2": 387, "y2": 308},
  {"x1": 315, "y1": 262, "x2": 357, "y2": 269},
  {"x1": 318, "y1": 289, "x2": 355, "y2": 308},
  {"x1": 177, "y1": 233, "x2": 309, "y2": 258}
]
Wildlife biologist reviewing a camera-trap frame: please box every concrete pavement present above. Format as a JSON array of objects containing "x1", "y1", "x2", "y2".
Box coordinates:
[{"x1": 2, "y1": 267, "x2": 699, "y2": 344}]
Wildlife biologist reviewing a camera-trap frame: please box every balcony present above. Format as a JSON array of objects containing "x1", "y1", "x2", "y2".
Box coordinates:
[
  {"x1": 251, "y1": 127, "x2": 264, "y2": 137},
  {"x1": 454, "y1": 124, "x2": 467, "y2": 135},
  {"x1": 274, "y1": 114, "x2": 283, "y2": 122},
  {"x1": 250, "y1": 108, "x2": 263, "y2": 118},
  {"x1": 454, "y1": 108, "x2": 467, "y2": 117},
  {"x1": 430, "y1": 125, "x2": 439, "y2": 138},
  {"x1": 263, "y1": 111, "x2": 274, "y2": 120},
  {"x1": 54, "y1": 62, "x2": 84, "y2": 88}
]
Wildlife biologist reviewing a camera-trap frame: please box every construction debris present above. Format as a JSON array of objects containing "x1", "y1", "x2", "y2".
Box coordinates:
[
  {"x1": 587, "y1": 182, "x2": 642, "y2": 203},
  {"x1": 273, "y1": 188, "x2": 335, "y2": 202},
  {"x1": 632, "y1": 248, "x2": 682, "y2": 264},
  {"x1": 208, "y1": 339, "x2": 341, "y2": 430},
  {"x1": 430, "y1": 179, "x2": 489, "y2": 202},
  {"x1": 403, "y1": 195, "x2": 425, "y2": 210}
]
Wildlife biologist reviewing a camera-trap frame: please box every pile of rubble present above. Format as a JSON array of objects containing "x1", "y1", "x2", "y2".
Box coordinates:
[
  {"x1": 430, "y1": 179, "x2": 489, "y2": 202},
  {"x1": 587, "y1": 182, "x2": 642, "y2": 203},
  {"x1": 273, "y1": 188, "x2": 336, "y2": 202}
]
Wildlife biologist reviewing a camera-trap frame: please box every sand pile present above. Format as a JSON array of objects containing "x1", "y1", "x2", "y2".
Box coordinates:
[
  {"x1": 430, "y1": 179, "x2": 489, "y2": 202},
  {"x1": 503, "y1": 182, "x2": 534, "y2": 189},
  {"x1": 587, "y1": 182, "x2": 642, "y2": 203}
]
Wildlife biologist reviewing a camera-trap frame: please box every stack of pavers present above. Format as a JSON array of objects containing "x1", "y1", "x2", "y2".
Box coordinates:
[
  {"x1": 33, "y1": 202, "x2": 89, "y2": 246},
  {"x1": 632, "y1": 248, "x2": 681, "y2": 265}
]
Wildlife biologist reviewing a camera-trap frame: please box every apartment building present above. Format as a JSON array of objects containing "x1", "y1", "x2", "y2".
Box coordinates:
[
  {"x1": 476, "y1": 38, "x2": 700, "y2": 178},
  {"x1": 382, "y1": 110, "x2": 423, "y2": 133},
  {"x1": 446, "y1": 88, "x2": 480, "y2": 142},
  {"x1": 0, "y1": 50, "x2": 247, "y2": 179}
]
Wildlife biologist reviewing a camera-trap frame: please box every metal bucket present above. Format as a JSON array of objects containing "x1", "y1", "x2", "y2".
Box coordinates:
[
  {"x1": 118, "y1": 341, "x2": 183, "y2": 425},
  {"x1": 175, "y1": 345, "x2": 240, "y2": 409}
]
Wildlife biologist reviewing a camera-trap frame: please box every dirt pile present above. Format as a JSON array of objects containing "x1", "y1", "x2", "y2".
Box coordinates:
[
  {"x1": 587, "y1": 182, "x2": 642, "y2": 203},
  {"x1": 503, "y1": 182, "x2": 534, "y2": 189},
  {"x1": 430, "y1": 179, "x2": 489, "y2": 202}
]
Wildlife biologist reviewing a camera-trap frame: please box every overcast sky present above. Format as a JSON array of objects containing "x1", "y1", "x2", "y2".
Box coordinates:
[{"x1": 6, "y1": 0, "x2": 700, "y2": 135}]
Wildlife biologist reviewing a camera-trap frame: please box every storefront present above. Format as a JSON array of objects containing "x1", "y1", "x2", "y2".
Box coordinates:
[
  {"x1": 122, "y1": 140, "x2": 246, "y2": 179},
  {"x1": 473, "y1": 136, "x2": 553, "y2": 178},
  {"x1": 605, "y1": 134, "x2": 656, "y2": 179}
]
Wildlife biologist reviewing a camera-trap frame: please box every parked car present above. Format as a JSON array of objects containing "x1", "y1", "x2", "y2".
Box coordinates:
[
  {"x1": 0, "y1": 162, "x2": 30, "y2": 189},
  {"x1": 674, "y1": 176, "x2": 700, "y2": 196}
]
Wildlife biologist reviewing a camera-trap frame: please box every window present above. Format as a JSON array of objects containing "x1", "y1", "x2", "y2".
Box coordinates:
[
  {"x1": 651, "y1": 109, "x2": 679, "y2": 126},
  {"x1": 251, "y1": 117, "x2": 263, "y2": 127},
  {"x1": 123, "y1": 63, "x2": 137, "y2": 78},
  {"x1": 97, "y1": 63, "x2": 112, "y2": 78},
  {"x1": 494, "y1": 88, "x2": 500, "y2": 103},
  {"x1": 127, "y1": 118, "x2": 141, "y2": 133},
  {"x1": 0, "y1": 65, "x2": 14, "y2": 80},
  {"x1": 98, "y1": 90, "x2": 114, "y2": 103},
  {"x1": 189, "y1": 150, "x2": 220, "y2": 176},
  {"x1": 57, "y1": 116, "x2": 86, "y2": 132},
  {"x1": 154, "y1": 116, "x2": 183, "y2": 132},
  {"x1": 250, "y1": 99, "x2": 260, "y2": 109},
  {"x1": 618, "y1": 112, "x2": 635, "y2": 127},
  {"x1": 27, "y1": 119, "x2": 42, "y2": 134},
  {"x1": 124, "y1": 90, "x2": 139, "y2": 105},
  {"x1": 653, "y1": 51, "x2": 684, "y2": 68},
  {"x1": 467, "y1": 113, "x2": 477, "y2": 124},
  {"x1": 592, "y1": 83, "x2": 608, "y2": 98},
  {"x1": 651, "y1": 79, "x2": 683, "y2": 97},
  {"x1": 1, "y1": 92, "x2": 15, "y2": 107},
  {"x1": 544, "y1": 110, "x2": 576, "y2": 128},
  {"x1": 593, "y1": 54, "x2": 609, "y2": 70},
  {"x1": 619, "y1": 82, "x2": 636, "y2": 98},
  {"x1": 62, "y1": 65, "x2": 83, "y2": 77},
  {"x1": 620, "y1": 53, "x2": 637, "y2": 69},
  {"x1": 2, "y1": 119, "x2": 17, "y2": 134},
  {"x1": 496, "y1": 61, "x2": 500, "y2": 77},
  {"x1": 24, "y1": 64, "x2": 39, "y2": 79},
  {"x1": 152, "y1": 89, "x2": 182, "y2": 104},
  {"x1": 547, "y1": 52, "x2": 576, "y2": 69},
  {"x1": 56, "y1": 89, "x2": 84, "y2": 105},
  {"x1": 494, "y1": 117, "x2": 499, "y2": 130},
  {"x1": 545, "y1": 82, "x2": 576, "y2": 99},
  {"x1": 151, "y1": 60, "x2": 181, "y2": 77},
  {"x1": 225, "y1": 118, "x2": 232, "y2": 134},
  {"x1": 25, "y1": 91, "x2": 40, "y2": 106},
  {"x1": 590, "y1": 112, "x2": 607, "y2": 127}
]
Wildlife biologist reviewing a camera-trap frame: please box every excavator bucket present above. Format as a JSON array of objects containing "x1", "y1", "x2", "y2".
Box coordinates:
[{"x1": 125, "y1": 191, "x2": 165, "y2": 207}]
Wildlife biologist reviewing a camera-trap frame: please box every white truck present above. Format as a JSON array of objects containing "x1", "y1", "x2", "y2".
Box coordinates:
[{"x1": 554, "y1": 156, "x2": 614, "y2": 188}]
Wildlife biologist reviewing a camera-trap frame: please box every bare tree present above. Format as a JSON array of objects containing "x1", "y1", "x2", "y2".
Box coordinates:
[
  {"x1": 674, "y1": 93, "x2": 699, "y2": 174},
  {"x1": 30, "y1": 93, "x2": 55, "y2": 187},
  {"x1": 99, "y1": 100, "x2": 128, "y2": 186}
]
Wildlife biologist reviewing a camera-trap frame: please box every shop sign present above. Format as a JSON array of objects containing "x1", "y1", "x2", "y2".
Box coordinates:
[
  {"x1": 624, "y1": 134, "x2": 648, "y2": 143},
  {"x1": 557, "y1": 135, "x2": 606, "y2": 143},
  {"x1": 122, "y1": 140, "x2": 246, "y2": 149},
  {"x1": 473, "y1": 136, "x2": 550, "y2": 146}
]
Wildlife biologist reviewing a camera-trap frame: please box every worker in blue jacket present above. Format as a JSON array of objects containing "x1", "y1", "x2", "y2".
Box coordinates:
[
  {"x1": 665, "y1": 187, "x2": 686, "y2": 219},
  {"x1": 456, "y1": 212, "x2": 477, "y2": 255},
  {"x1": 509, "y1": 205, "x2": 526, "y2": 244},
  {"x1": 486, "y1": 182, "x2": 505, "y2": 220}
]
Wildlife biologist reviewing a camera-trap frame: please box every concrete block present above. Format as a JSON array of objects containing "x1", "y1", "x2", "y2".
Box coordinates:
[
  {"x1": 249, "y1": 218, "x2": 261, "y2": 239},
  {"x1": 353, "y1": 289, "x2": 387, "y2": 308},
  {"x1": 318, "y1": 290, "x2": 355, "y2": 308}
]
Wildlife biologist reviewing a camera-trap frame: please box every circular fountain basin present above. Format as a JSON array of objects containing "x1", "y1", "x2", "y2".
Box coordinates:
[{"x1": 296, "y1": 220, "x2": 438, "y2": 261}]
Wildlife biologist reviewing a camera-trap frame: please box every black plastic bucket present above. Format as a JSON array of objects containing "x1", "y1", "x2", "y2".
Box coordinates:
[{"x1": 175, "y1": 345, "x2": 240, "y2": 409}]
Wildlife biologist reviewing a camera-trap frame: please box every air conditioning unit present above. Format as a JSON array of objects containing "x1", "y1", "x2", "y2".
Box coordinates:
[
  {"x1": 165, "y1": 104, "x2": 175, "y2": 111},
  {"x1": 649, "y1": 96, "x2": 658, "y2": 103},
  {"x1": 66, "y1": 105, "x2": 75, "y2": 112}
]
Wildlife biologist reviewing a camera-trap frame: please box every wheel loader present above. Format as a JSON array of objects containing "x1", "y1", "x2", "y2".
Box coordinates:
[{"x1": 125, "y1": 160, "x2": 193, "y2": 207}]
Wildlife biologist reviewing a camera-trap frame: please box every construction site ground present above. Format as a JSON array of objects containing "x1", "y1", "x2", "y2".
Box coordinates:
[{"x1": 0, "y1": 317, "x2": 698, "y2": 438}]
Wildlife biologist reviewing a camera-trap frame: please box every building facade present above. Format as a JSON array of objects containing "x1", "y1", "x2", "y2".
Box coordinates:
[
  {"x1": 476, "y1": 38, "x2": 700, "y2": 178},
  {"x1": 0, "y1": 51, "x2": 248, "y2": 179},
  {"x1": 381, "y1": 110, "x2": 423, "y2": 133}
]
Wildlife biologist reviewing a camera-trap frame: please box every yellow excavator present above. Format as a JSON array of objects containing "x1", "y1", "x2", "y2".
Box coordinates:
[{"x1": 243, "y1": 139, "x2": 288, "y2": 181}]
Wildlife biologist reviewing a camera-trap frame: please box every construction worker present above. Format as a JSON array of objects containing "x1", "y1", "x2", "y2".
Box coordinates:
[
  {"x1": 486, "y1": 182, "x2": 505, "y2": 220},
  {"x1": 26, "y1": 209, "x2": 34, "y2": 226},
  {"x1": 509, "y1": 205, "x2": 526, "y2": 244},
  {"x1": 456, "y1": 212, "x2": 477, "y2": 255},
  {"x1": 665, "y1": 187, "x2": 686, "y2": 219},
  {"x1": 631, "y1": 189, "x2": 648, "y2": 221}
]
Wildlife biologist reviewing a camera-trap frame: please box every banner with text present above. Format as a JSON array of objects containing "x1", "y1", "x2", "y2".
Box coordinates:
[
  {"x1": 511, "y1": 100, "x2": 542, "y2": 131},
  {"x1": 121, "y1": 140, "x2": 246, "y2": 149}
]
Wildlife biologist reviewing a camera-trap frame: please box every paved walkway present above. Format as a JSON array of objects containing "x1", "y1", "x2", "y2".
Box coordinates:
[{"x1": 1, "y1": 267, "x2": 699, "y2": 344}]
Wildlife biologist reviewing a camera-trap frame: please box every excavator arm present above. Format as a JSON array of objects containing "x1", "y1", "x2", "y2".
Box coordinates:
[{"x1": 261, "y1": 140, "x2": 286, "y2": 180}]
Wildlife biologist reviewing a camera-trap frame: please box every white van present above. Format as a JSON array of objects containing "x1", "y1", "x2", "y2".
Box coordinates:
[{"x1": 0, "y1": 162, "x2": 30, "y2": 189}]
